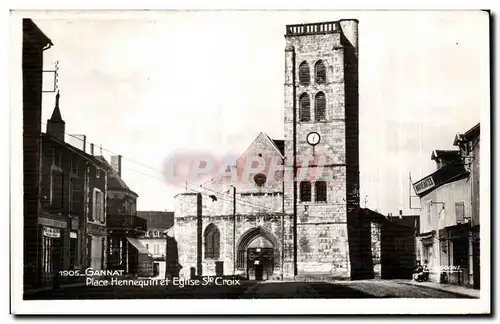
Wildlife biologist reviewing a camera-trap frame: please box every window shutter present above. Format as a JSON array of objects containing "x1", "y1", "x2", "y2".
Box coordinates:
[
  {"x1": 455, "y1": 202, "x2": 465, "y2": 223},
  {"x1": 90, "y1": 189, "x2": 96, "y2": 222},
  {"x1": 100, "y1": 191, "x2": 105, "y2": 223},
  {"x1": 299, "y1": 94, "x2": 311, "y2": 122},
  {"x1": 315, "y1": 92, "x2": 326, "y2": 121},
  {"x1": 299, "y1": 62, "x2": 310, "y2": 86}
]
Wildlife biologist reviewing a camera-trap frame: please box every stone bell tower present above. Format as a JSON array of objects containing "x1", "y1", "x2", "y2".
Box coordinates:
[{"x1": 283, "y1": 20, "x2": 364, "y2": 279}]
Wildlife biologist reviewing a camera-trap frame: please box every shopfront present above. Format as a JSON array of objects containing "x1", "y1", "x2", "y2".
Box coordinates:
[{"x1": 38, "y1": 218, "x2": 66, "y2": 288}]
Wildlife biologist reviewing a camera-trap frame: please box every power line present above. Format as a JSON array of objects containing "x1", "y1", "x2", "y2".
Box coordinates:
[{"x1": 41, "y1": 122, "x2": 285, "y2": 214}]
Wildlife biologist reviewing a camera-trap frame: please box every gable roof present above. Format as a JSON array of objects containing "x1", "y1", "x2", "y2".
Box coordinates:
[
  {"x1": 431, "y1": 150, "x2": 461, "y2": 163},
  {"x1": 137, "y1": 211, "x2": 174, "y2": 230},
  {"x1": 41, "y1": 133, "x2": 106, "y2": 169},
  {"x1": 412, "y1": 163, "x2": 469, "y2": 198},
  {"x1": 263, "y1": 133, "x2": 284, "y2": 157},
  {"x1": 453, "y1": 123, "x2": 480, "y2": 146},
  {"x1": 95, "y1": 156, "x2": 138, "y2": 197}
]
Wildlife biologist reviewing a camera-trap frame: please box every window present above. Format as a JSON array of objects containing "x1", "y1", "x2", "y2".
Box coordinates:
[
  {"x1": 69, "y1": 178, "x2": 82, "y2": 215},
  {"x1": 154, "y1": 243, "x2": 159, "y2": 255},
  {"x1": 315, "y1": 60, "x2": 327, "y2": 84},
  {"x1": 155, "y1": 231, "x2": 160, "y2": 238},
  {"x1": 145, "y1": 243, "x2": 149, "y2": 251},
  {"x1": 71, "y1": 159, "x2": 79, "y2": 176},
  {"x1": 315, "y1": 181, "x2": 327, "y2": 202},
  {"x1": 455, "y1": 202, "x2": 465, "y2": 223},
  {"x1": 50, "y1": 169, "x2": 64, "y2": 209},
  {"x1": 92, "y1": 188, "x2": 104, "y2": 223},
  {"x1": 96, "y1": 168, "x2": 100, "y2": 178},
  {"x1": 299, "y1": 93, "x2": 311, "y2": 122},
  {"x1": 204, "y1": 224, "x2": 220, "y2": 259},
  {"x1": 300, "y1": 181, "x2": 312, "y2": 202},
  {"x1": 315, "y1": 92, "x2": 326, "y2": 121},
  {"x1": 52, "y1": 148, "x2": 62, "y2": 167},
  {"x1": 299, "y1": 61, "x2": 310, "y2": 85}
]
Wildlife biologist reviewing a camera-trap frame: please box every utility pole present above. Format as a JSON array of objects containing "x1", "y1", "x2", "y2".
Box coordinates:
[
  {"x1": 196, "y1": 193, "x2": 202, "y2": 276},
  {"x1": 232, "y1": 186, "x2": 236, "y2": 276}
]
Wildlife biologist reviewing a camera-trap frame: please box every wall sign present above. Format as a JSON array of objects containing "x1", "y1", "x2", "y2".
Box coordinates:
[
  {"x1": 43, "y1": 226, "x2": 61, "y2": 238},
  {"x1": 413, "y1": 176, "x2": 435, "y2": 195}
]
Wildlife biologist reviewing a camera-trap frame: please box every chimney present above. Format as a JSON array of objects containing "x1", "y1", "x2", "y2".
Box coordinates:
[
  {"x1": 46, "y1": 91, "x2": 65, "y2": 142},
  {"x1": 399, "y1": 210, "x2": 403, "y2": 219},
  {"x1": 111, "y1": 155, "x2": 122, "y2": 176},
  {"x1": 90, "y1": 143, "x2": 94, "y2": 155}
]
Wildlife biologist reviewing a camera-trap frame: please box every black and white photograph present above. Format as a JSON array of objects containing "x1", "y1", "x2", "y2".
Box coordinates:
[{"x1": 10, "y1": 9, "x2": 491, "y2": 315}]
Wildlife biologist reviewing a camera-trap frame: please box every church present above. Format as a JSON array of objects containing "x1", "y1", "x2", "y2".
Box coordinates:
[{"x1": 173, "y1": 19, "x2": 372, "y2": 280}]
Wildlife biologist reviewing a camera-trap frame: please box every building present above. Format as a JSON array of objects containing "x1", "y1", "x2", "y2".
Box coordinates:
[
  {"x1": 174, "y1": 20, "x2": 369, "y2": 280},
  {"x1": 38, "y1": 93, "x2": 108, "y2": 289},
  {"x1": 413, "y1": 123, "x2": 480, "y2": 288},
  {"x1": 365, "y1": 210, "x2": 419, "y2": 279},
  {"x1": 23, "y1": 18, "x2": 53, "y2": 291},
  {"x1": 137, "y1": 211, "x2": 178, "y2": 278},
  {"x1": 97, "y1": 156, "x2": 152, "y2": 277}
]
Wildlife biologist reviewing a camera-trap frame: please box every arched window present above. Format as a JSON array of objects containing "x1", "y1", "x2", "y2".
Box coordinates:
[
  {"x1": 315, "y1": 92, "x2": 326, "y2": 121},
  {"x1": 315, "y1": 60, "x2": 326, "y2": 84},
  {"x1": 299, "y1": 93, "x2": 311, "y2": 122},
  {"x1": 204, "y1": 224, "x2": 220, "y2": 259},
  {"x1": 315, "y1": 181, "x2": 327, "y2": 202},
  {"x1": 299, "y1": 61, "x2": 310, "y2": 86},
  {"x1": 300, "y1": 181, "x2": 311, "y2": 202}
]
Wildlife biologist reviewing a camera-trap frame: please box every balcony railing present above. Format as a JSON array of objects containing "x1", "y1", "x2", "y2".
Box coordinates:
[
  {"x1": 107, "y1": 214, "x2": 147, "y2": 232},
  {"x1": 286, "y1": 21, "x2": 338, "y2": 36}
]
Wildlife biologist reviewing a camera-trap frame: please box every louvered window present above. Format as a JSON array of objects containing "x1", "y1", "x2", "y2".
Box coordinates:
[
  {"x1": 299, "y1": 61, "x2": 310, "y2": 85},
  {"x1": 300, "y1": 181, "x2": 311, "y2": 202},
  {"x1": 315, "y1": 92, "x2": 326, "y2": 121},
  {"x1": 299, "y1": 93, "x2": 311, "y2": 122},
  {"x1": 315, "y1": 181, "x2": 327, "y2": 202}
]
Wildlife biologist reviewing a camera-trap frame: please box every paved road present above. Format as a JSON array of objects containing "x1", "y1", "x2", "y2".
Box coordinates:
[{"x1": 25, "y1": 279, "x2": 475, "y2": 300}]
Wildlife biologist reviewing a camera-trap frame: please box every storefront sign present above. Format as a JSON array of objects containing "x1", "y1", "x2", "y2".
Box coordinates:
[
  {"x1": 70, "y1": 231, "x2": 78, "y2": 239},
  {"x1": 38, "y1": 217, "x2": 67, "y2": 229},
  {"x1": 413, "y1": 176, "x2": 435, "y2": 195},
  {"x1": 43, "y1": 226, "x2": 61, "y2": 238}
]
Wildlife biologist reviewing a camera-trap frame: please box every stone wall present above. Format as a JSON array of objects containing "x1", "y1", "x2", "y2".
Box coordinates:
[{"x1": 283, "y1": 21, "x2": 359, "y2": 279}]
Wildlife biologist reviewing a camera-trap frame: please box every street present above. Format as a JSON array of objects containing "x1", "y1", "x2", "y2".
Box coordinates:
[{"x1": 24, "y1": 279, "x2": 476, "y2": 300}]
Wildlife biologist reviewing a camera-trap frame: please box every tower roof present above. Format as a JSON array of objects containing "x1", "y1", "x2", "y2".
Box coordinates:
[{"x1": 49, "y1": 91, "x2": 64, "y2": 123}]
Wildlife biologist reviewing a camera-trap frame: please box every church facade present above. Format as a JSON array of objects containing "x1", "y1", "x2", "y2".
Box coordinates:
[{"x1": 174, "y1": 19, "x2": 369, "y2": 280}]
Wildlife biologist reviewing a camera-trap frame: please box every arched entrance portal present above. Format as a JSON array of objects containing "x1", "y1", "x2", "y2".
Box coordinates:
[{"x1": 236, "y1": 227, "x2": 280, "y2": 281}]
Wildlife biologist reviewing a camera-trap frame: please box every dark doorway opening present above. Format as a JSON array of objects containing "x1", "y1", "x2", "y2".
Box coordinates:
[{"x1": 247, "y1": 247, "x2": 273, "y2": 280}]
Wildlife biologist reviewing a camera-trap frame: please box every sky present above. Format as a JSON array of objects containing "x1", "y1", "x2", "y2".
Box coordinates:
[{"x1": 32, "y1": 10, "x2": 488, "y2": 215}]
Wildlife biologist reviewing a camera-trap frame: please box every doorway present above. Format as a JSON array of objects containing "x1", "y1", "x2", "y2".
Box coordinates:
[{"x1": 247, "y1": 247, "x2": 273, "y2": 280}]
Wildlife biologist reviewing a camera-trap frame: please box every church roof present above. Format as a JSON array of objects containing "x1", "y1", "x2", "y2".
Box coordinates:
[{"x1": 263, "y1": 133, "x2": 284, "y2": 157}]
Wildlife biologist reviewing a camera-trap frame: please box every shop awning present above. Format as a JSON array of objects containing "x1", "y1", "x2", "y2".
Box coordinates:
[{"x1": 126, "y1": 237, "x2": 149, "y2": 254}]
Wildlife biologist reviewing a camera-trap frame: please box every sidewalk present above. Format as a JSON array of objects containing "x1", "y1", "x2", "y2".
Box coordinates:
[{"x1": 397, "y1": 279, "x2": 480, "y2": 298}]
